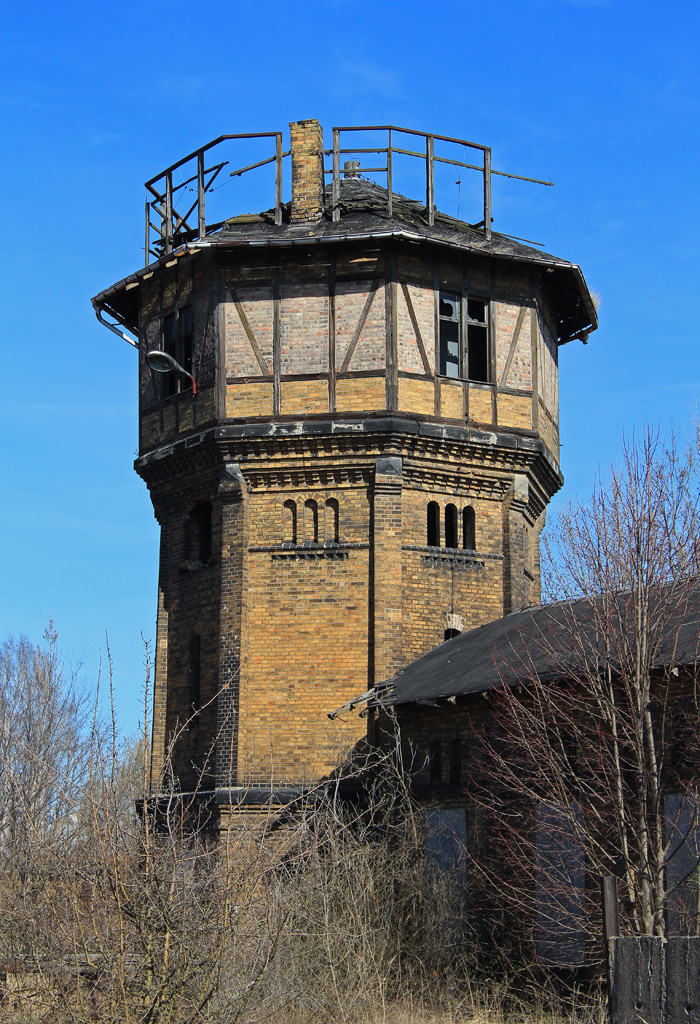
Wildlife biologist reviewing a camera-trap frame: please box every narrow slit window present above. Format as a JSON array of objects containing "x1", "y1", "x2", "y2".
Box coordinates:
[
  {"x1": 463, "y1": 506, "x2": 475, "y2": 550},
  {"x1": 325, "y1": 498, "x2": 339, "y2": 544},
  {"x1": 187, "y1": 502, "x2": 212, "y2": 564},
  {"x1": 283, "y1": 500, "x2": 297, "y2": 545},
  {"x1": 445, "y1": 504, "x2": 459, "y2": 549},
  {"x1": 427, "y1": 502, "x2": 440, "y2": 546},
  {"x1": 304, "y1": 499, "x2": 319, "y2": 543}
]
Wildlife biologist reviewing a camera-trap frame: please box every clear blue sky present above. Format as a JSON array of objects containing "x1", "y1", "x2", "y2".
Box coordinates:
[{"x1": 1, "y1": 0, "x2": 698, "y2": 734}]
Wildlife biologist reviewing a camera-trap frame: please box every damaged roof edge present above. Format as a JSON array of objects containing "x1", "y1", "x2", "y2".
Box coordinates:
[{"x1": 92, "y1": 230, "x2": 597, "y2": 344}]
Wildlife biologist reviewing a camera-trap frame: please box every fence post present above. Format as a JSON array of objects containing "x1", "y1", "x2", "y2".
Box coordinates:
[{"x1": 601, "y1": 876, "x2": 619, "y2": 1018}]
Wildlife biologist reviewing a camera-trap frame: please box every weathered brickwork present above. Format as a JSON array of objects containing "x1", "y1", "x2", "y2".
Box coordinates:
[{"x1": 103, "y1": 119, "x2": 595, "y2": 827}]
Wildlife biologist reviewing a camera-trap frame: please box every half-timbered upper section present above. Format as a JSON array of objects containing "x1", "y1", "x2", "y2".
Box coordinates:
[{"x1": 92, "y1": 119, "x2": 597, "y2": 471}]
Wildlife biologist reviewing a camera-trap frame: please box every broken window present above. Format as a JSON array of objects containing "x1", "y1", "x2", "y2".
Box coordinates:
[
  {"x1": 536, "y1": 801, "x2": 586, "y2": 967},
  {"x1": 438, "y1": 292, "x2": 490, "y2": 383},
  {"x1": 162, "y1": 305, "x2": 194, "y2": 398}
]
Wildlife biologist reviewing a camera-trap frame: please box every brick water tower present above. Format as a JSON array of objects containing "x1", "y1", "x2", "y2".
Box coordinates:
[{"x1": 93, "y1": 119, "x2": 597, "y2": 820}]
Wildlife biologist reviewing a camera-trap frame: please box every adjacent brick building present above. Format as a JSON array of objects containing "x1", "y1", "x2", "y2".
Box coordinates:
[{"x1": 92, "y1": 119, "x2": 598, "y2": 823}]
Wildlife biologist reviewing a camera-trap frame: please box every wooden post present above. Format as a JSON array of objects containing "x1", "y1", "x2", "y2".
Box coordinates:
[{"x1": 601, "y1": 875, "x2": 620, "y2": 1019}]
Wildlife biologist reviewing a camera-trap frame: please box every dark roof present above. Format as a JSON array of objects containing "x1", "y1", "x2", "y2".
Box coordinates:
[
  {"x1": 210, "y1": 178, "x2": 596, "y2": 343},
  {"x1": 94, "y1": 176, "x2": 597, "y2": 344},
  {"x1": 380, "y1": 582, "x2": 700, "y2": 708}
]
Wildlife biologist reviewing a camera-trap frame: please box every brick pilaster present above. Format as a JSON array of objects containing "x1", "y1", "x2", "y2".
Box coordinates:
[
  {"x1": 216, "y1": 462, "x2": 247, "y2": 789},
  {"x1": 502, "y1": 474, "x2": 529, "y2": 615},
  {"x1": 372, "y1": 456, "x2": 404, "y2": 686}
]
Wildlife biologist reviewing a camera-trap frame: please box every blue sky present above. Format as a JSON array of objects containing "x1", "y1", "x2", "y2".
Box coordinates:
[{"x1": 1, "y1": 0, "x2": 698, "y2": 734}]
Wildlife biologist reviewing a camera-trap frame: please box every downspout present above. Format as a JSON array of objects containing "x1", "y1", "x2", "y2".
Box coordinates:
[{"x1": 93, "y1": 301, "x2": 140, "y2": 350}]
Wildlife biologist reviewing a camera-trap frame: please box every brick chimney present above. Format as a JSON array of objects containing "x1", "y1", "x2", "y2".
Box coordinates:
[{"x1": 289, "y1": 119, "x2": 325, "y2": 224}]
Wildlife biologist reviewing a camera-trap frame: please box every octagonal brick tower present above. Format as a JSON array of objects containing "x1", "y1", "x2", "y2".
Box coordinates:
[{"x1": 93, "y1": 119, "x2": 597, "y2": 821}]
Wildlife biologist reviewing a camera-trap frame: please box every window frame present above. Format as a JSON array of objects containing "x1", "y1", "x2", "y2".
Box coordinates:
[
  {"x1": 161, "y1": 305, "x2": 194, "y2": 398},
  {"x1": 438, "y1": 290, "x2": 491, "y2": 384}
]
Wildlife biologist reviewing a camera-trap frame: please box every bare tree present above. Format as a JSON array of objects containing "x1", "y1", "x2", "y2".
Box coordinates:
[{"x1": 470, "y1": 427, "x2": 700, "y2": 965}]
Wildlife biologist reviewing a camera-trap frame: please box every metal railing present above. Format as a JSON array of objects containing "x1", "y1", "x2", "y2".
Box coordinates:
[
  {"x1": 144, "y1": 124, "x2": 553, "y2": 265},
  {"x1": 144, "y1": 133, "x2": 287, "y2": 266},
  {"x1": 326, "y1": 125, "x2": 552, "y2": 240}
]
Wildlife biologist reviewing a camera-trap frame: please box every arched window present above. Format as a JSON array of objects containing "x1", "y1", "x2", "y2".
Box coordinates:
[
  {"x1": 427, "y1": 502, "x2": 440, "y2": 546},
  {"x1": 304, "y1": 499, "x2": 319, "y2": 543},
  {"x1": 445, "y1": 504, "x2": 459, "y2": 549},
  {"x1": 463, "y1": 506, "x2": 475, "y2": 550},
  {"x1": 444, "y1": 628, "x2": 461, "y2": 641},
  {"x1": 325, "y1": 498, "x2": 339, "y2": 544},
  {"x1": 187, "y1": 502, "x2": 212, "y2": 563},
  {"x1": 283, "y1": 500, "x2": 297, "y2": 545}
]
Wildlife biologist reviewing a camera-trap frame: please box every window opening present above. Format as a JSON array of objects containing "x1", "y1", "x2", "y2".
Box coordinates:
[
  {"x1": 444, "y1": 628, "x2": 461, "y2": 641},
  {"x1": 449, "y1": 737, "x2": 462, "y2": 785},
  {"x1": 325, "y1": 498, "x2": 339, "y2": 544},
  {"x1": 466, "y1": 298, "x2": 489, "y2": 383},
  {"x1": 463, "y1": 506, "x2": 475, "y2": 550},
  {"x1": 429, "y1": 741, "x2": 442, "y2": 785},
  {"x1": 439, "y1": 292, "x2": 460, "y2": 378},
  {"x1": 445, "y1": 504, "x2": 459, "y2": 548},
  {"x1": 283, "y1": 500, "x2": 297, "y2": 545},
  {"x1": 438, "y1": 292, "x2": 490, "y2": 383},
  {"x1": 189, "y1": 634, "x2": 201, "y2": 712},
  {"x1": 304, "y1": 499, "x2": 319, "y2": 543},
  {"x1": 161, "y1": 305, "x2": 193, "y2": 398},
  {"x1": 187, "y1": 502, "x2": 212, "y2": 563},
  {"x1": 427, "y1": 502, "x2": 440, "y2": 546}
]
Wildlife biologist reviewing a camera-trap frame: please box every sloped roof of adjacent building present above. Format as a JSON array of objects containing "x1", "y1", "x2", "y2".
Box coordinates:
[{"x1": 376, "y1": 582, "x2": 700, "y2": 708}]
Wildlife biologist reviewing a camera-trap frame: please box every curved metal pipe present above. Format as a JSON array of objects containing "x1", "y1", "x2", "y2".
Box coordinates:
[{"x1": 94, "y1": 304, "x2": 140, "y2": 349}]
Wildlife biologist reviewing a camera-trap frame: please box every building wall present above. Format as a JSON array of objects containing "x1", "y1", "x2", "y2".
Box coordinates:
[{"x1": 137, "y1": 241, "x2": 563, "y2": 796}]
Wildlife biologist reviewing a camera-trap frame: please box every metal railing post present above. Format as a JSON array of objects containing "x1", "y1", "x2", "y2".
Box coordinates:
[
  {"x1": 145, "y1": 200, "x2": 150, "y2": 267},
  {"x1": 275, "y1": 133, "x2": 283, "y2": 226},
  {"x1": 387, "y1": 128, "x2": 393, "y2": 219},
  {"x1": 197, "y1": 150, "x2": 206, "y2": 239},
  {"x1": 484, "y1": 147, "x2": 492, "y2": 240},
  {"x1": 332, "y1": 129, "x2": 340, "y2": 223},
  {"x1": 426, "y1": 135, "x2": 435, "y2": 227},
  {"x1": 165, "y1": 171, "x2": 173, "y2": 254}
]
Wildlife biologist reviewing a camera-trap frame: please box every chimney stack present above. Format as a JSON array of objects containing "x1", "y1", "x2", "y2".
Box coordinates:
[{"x1": 289, "y1": 119, "x2": 325, "y2": 224}]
